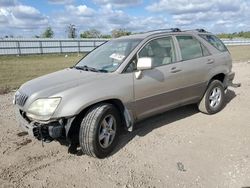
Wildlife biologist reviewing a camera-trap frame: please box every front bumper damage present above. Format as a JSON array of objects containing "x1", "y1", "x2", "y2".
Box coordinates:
[{"x1": 15, "y1": 108, "x2": 75, "y2": 143}]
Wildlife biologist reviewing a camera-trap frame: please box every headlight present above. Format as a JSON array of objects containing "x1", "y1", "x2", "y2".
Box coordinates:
[
  {"x1": 13, "y1": 91, "x2": 19, "y2": 104},
  {"x1": 27, "y1": 98, "x2": 61, "y2": 120}
]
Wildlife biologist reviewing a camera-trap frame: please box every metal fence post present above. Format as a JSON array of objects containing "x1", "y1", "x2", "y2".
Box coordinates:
[
  {"x1": 39, "y1": 41, "x2": 43, "y2": 54},
  {"x1": 59, "y1": 41, "x2": 62, "y2": 54},
  {"x1": 16, "y1": 41, "x2": 21, "y2": 55},
  {"x1": 78, "y1": 40, "x2": 80, "y2": 53}
]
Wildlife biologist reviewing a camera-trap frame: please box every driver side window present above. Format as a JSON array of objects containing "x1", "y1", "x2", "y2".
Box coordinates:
[{"x1": 138, "y1": 37, "x2": 176, "y2": 67}]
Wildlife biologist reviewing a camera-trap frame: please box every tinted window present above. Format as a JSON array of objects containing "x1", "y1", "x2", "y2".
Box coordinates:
[
  {"x1": 176, "y1": 36, "x2": 206, "y2": 61},
  {"x1": 138, "y1": 37, "x2": 176, "y2": 67},
  {"x1": 199, "y1": 34, "x2": 228, "y2": 52}
]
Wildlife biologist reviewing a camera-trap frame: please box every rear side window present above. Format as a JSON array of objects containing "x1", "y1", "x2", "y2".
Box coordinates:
[
  {"x1": 199, "y1": 34, "x2": 228, "y2": 52},
  {"x1": 176, "y1": 36, "x2": 209, "y2": 61}
]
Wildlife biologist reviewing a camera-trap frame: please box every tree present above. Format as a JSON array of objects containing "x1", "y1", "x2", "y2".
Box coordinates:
[
  {"x1": 217, "y1": 31, "x2": 250, "y2": 39},
  {"x1": 80, "y1": 29, "x2": 101, "y2": 38},
  {"x1": 111, "y1": 29, "x2": 131, "y2": 38},
  {"x1": 67, "y1": 24, "x2": 77, "y2": 38},
  {"x1": 100, "y1": 34, "x2": 112, "y2": 39},
  {"x1": 42, "y1": 26, "x2": 54, "y2": 38},
  {"x1": 238, "y1": 31, "x2": 244, "y2": 37}
]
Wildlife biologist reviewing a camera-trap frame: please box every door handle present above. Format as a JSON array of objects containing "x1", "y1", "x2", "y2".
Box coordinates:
[
  {"x1": 170, "y1": 67, "x2": 182, "y2": 73},
  {"x1": 207, "y1": 59, "x2": 214, "y2": 64}
]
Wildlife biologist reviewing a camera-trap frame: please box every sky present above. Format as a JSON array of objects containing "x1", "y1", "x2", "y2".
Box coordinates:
[{"x1": 0, "y1": 0, "x2": 250, "y2": 38}]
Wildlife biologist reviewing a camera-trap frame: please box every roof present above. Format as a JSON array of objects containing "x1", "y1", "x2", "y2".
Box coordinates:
[{"x1": 117, "y1": 28, "x2": 211, "y2": 40}]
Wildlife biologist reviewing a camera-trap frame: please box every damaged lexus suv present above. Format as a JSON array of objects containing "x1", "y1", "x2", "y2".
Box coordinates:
[{"x1": 14, "y1": 28, "x2": 239, "y2": 158}]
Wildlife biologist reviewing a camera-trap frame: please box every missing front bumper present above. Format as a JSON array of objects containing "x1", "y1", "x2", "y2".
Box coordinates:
[{"x1": 15, "y1": 108, "x2": 65, "y2": 142}]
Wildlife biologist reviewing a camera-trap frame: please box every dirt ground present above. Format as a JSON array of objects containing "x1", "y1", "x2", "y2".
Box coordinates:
[{"x1": 0, "y1": 62, "x2": 250, "y2": 188}]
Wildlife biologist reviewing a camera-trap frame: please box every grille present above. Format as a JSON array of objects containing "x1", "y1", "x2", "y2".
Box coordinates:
[{"x1": 15, "y1": 91, "x2": 28, "y2": 107}]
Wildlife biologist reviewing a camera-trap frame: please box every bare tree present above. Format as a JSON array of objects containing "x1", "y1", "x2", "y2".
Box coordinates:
[{"x1": 67, "y1": 24, "x2": 77, "y2": 38}]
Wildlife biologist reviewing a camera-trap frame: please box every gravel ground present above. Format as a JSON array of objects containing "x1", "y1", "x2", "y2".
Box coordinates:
[{"x1": 0, "y1": 62, "x2": 250, "y2": 188}]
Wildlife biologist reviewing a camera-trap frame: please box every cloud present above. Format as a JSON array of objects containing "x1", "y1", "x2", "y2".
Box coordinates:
[
  {"x1": 12, "y1": 5, "x2": 42, "y2": 19},
  {"x1": 65, "y1": 5, "x2": 95, "y2": 16},
  {"x1": 0, "y1": 0, "x2": 16, "y2": 7},
  {"x1": 146, "y1": 0, "x2": 243, "y2": 14},
  {"x1": 0, "y1": 9, "x2": 9, "y2": 24},
  {"x1": 13, "y1": 6, "x2": 48, "y2": 29},
  {"x1": 216, "y1": 1, "x2": 240, "y2": 12},
  {"x1": 50, "y1": 3, "x2": 171, "y2": 37},
  {"x1": 93, "y1": 0, "x2": 143, "y2": 8},
  {"x1": 49, "y1": 4, "x2": 98, "y2": 37},
  {"x1": 147, "y1": 0, "x2": 213, "y2": 14},
  {"x1": 125, "y1": 16, "x2": 169, "y2": 31},
  {"x1": 0, "y1": 4, "x2": 48, "y2": 37},
  {"x1": 1, "y1": 0, "x2": 250, "y2": 37},
  {"x1": 146, "y1": 0, "x2": 250, "y2": 33},
  {"x1": 48, "y1": 0, "x2": 74, "y2": 5},
  {"x1": 51, "y1": 4, "x2": 96, "y2": 29}
]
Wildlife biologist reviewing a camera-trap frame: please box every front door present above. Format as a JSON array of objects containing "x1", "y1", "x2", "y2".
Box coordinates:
[{"x1": 134, "y1": 36, "x2": 183, "y2": 119}]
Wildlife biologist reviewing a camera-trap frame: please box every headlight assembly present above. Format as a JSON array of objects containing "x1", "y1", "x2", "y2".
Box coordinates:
[{"x1": 27, "y1": 98, "x2": 61, "y2": 120}]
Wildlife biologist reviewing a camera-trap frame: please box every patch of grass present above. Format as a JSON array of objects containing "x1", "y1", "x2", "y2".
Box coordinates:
[
  {"x1": 0, "y1": 53, "x2": 84, "y2": 91},
  {"x1": 228, "y1": 46, "x2": 250, "y2": 62},
  {"x1": 0, "y1": 86, "x2": 11, "y2": 95}
]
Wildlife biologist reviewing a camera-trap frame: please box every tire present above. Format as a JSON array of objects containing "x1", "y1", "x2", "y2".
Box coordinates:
[
  {"x1": 79, "y1": 103, "x2": 121, "y2": 158},
  {"x1": 198, "y1": 80, "x2": 225, "y2": 114}
]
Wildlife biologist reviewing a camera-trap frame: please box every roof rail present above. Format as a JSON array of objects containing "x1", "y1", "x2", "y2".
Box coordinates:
[
  {"x1": 196, "y1": 29, "x2": 207, "y2": 33},
  {"x1": 184, "y1": 28, "x2": 208, "y2": 33},
  {"x1": 145, "y1": 28, "x2": 181, "y2": 34}
]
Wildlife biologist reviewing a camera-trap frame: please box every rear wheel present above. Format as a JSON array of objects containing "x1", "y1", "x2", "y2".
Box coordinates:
[
  {"x1": 198, "y1": 80, "x2": 225, "y2": 114},
  {"x1": 79, "y1": 103, "x2": 121, "y2": 158}
]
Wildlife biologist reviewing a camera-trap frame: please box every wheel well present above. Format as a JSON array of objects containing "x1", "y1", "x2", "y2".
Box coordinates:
[
  {"x1": 67, "y1": 99, "x2": 126, "y2": 143},
  {"x1": 101, "y1": 99, "x2": 126, "y2": 125},
  {"x1": 211, "y1": 73, "x2": 225, "y2": 83}
]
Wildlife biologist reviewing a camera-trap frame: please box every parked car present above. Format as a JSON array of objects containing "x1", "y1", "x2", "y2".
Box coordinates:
[{"x1": 14, "y1": 28, "x2": 238, "y2": 158}]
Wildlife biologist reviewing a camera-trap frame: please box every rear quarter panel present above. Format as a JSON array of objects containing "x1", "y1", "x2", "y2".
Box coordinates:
[
  {"x1": 206, "y1": 51, "x2": 232, "y2": 84},
  {"x1": 194, "y1": 33, "x2": 232, "y2": 84}
]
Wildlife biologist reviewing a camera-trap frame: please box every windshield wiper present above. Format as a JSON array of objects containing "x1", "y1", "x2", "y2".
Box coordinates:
[
  {"x1": 73, "y1": 65, "x2": 108, "y2": 73},
  {"x1": 74, "y1": 65, "x2": 96, "y2": 71}
]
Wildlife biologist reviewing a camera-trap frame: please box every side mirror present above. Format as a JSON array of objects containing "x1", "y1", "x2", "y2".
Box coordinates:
[
  {"x1": 137, "y1": 57, "x2": 153, "y2": 70},
  {"x1": 135, "y1": 57, "x2": 153, "y2": 79}
]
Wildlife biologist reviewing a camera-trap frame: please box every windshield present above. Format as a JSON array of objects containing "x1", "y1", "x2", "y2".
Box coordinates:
[{"x1": 75, "y1": 39, "x2": 141, "y2": 72}]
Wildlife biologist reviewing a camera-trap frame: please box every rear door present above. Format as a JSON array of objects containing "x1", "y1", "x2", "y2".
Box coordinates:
[{"x1": 172, "y1": 35, "x2": 214, "y2": 102}]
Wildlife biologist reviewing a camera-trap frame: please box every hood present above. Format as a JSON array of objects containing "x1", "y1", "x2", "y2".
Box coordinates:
[{"x1": 19, "y1": 68, "x2": 111, "y2": 97}]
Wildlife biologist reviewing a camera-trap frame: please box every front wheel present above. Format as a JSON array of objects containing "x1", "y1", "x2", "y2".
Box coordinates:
[
  {"x1": 198, "y1": 80, "x2": 225, "y2": 114},
  {"x1": 79, "y1": 103, "x2": 121, "y2": 158}
]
